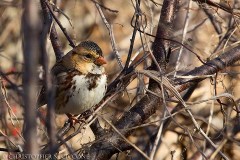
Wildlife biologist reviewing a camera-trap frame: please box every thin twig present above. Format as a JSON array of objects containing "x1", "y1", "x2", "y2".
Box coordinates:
[
  {"x1": 201, "y1": 5, "x2": 222, "y2": 35},
  {"x1": 90, "y1": 0, "x2": 118, "y2": 13},
  {"x1": 123, "y1": 0, "x2": 141, "y2": 71},
  {"x1": 174, "y1": 0, "x2": 192, "y2": 77},
  {"x1": 44, "y1": 1, "x2": 75, "y2": 48},
  {"x1": 95, "y1": 3, "x2": 123, "y2": 69},
  {"x1": 138, "y1": 70, "x2": 229, "y2": 159},
  {"x1": 49, "y1": 1, "x2": 74, "y2": 27},
  {"x1": 204, "y1": 74, "x2": 217, "y2": 152},
  {"x1": 186, "y1": 129, "x2": 208, "y2": 159},
  {"x1": 195, "y1": 0, "x2": 240, "y2": 17},
  {"x1": 100, "y1": 116, "x2": 150, "y2": 160},
  {"x1": 210, "y1": 139, "x2": 228, "y2": 160},
  {"x1": 149, "y1": 110, "x2": 166, "y2": 160},
  {"x1": 0, "y1": 77, "x2": 20, "y2": 126},
  {"x1": 0, "y1": 70, "x2": 23, "y2": 96},
  {"x1": 135, "y1": 28, "x2": 206, "y2": 65}
]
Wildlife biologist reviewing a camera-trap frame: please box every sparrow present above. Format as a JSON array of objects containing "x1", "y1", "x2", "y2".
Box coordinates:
[{"x1": 38, "y1": 41, "x2": 107, "y2": 120}]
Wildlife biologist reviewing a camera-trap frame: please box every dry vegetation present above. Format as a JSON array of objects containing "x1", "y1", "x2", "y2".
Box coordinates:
[{"x1": 0, "y1": 0, "x2": 240, "y2": 159}]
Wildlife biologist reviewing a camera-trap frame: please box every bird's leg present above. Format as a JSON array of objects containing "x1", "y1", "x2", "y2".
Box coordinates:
[
  {"x1": 66, "y1": 113, "x2": 87, "y2": 127},
  {"x1": 66, "y1": 113, "x2": 80, "y2": 127}
]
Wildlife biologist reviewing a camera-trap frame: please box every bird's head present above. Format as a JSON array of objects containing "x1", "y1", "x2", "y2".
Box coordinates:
[{"x1": 70, "y1": 41, "x2": 107, "y2": 74}]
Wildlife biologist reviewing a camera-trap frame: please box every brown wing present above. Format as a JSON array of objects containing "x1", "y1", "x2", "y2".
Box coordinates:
[
  {"x1": 51, "y1": 62, "x2": 70, "y2": 76},
  {"x1": 37, "y1": 61, "x2": 70, "y2": 108}
]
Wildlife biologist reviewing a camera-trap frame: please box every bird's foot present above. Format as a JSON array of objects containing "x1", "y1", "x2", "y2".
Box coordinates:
[{"x1": 66, "y1": 113, "x2": 87, "y2": 129}]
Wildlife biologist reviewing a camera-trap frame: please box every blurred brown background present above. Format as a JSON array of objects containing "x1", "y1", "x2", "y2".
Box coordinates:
[{"x1": 0, "y1": 0, "x2": 240, "y2": 159}]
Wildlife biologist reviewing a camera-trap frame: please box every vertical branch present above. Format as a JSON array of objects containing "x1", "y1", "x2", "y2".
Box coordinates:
[
  {"x1": 40, "y1": 0, "x2": 57, "y2": 155},
  {"x1": 151, "y1": 0, "x2": 178, "y2": 73},
  {"x1": 144, "y1": 0, "x2": 179, "y2": 158},
  {"x1": 148, "y1": 0, "x2": 179, "y2": 92},
  {"x1": 22, "y1": 0, "x2": 41, "y2": 154}
]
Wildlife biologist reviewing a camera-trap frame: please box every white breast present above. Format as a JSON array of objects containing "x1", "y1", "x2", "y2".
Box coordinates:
[{"x1": 56, "y1": 74, "x2": 107, "y2": 114}]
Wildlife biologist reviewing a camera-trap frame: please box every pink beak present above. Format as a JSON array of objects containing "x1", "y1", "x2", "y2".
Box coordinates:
[{"x1": 95, "y1": 56, "x2": 107, "y2": 66}]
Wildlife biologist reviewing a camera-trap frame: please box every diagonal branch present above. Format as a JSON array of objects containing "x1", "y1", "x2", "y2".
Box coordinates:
[
  {"x1": 44, "y1": 0, "x2": 75, "y2": 48},
  {"x1": 174, "y1": 44, "x2": 240, "y2": 87}
]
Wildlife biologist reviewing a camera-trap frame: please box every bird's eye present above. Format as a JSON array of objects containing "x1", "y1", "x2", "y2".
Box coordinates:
[{"x1": 85, "y1": 54, "x2": 92, "y2": 59}]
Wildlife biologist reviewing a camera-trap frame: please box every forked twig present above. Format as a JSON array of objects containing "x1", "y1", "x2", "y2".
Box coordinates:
[{"x1": 44, "y1": 1, "x2": 75, "y2": 48}]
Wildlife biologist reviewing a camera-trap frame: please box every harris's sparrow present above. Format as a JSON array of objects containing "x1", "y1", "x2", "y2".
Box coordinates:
[{"x1": 38, "y1": 41, "x2": 107, "y2": 118}]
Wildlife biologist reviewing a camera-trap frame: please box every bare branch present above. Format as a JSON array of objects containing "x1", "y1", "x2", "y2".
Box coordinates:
[
  {"x1": 22, "y1": 0, "x2": 41, "y2": 154},
  {"x1": 40, "y1": 0, "x2": 57, "y2": 156},
  {"x1": 50, "y1": 25, "x2": 64, "y2": 61}
]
